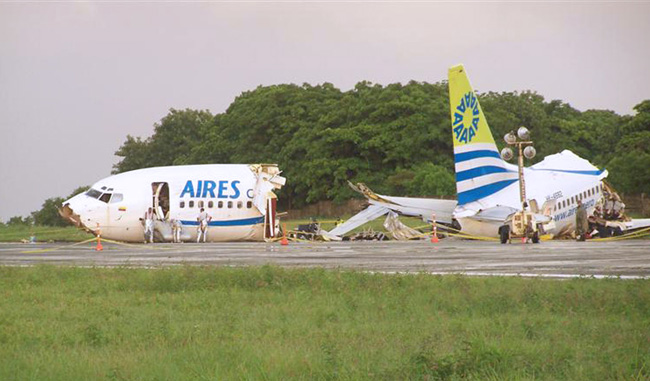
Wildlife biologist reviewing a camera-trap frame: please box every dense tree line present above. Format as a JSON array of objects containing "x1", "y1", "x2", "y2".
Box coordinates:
[
  {"x1": 112, "y1": 81, "x2": 649, "y2": 210},
  {"x1": 11, "y1": 81, "x2": 647, "y2": 226}
]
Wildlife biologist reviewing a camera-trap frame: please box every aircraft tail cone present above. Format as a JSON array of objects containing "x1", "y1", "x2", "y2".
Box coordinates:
[{"x1": 280, "y1": 223, "x2": 289, "y2": 245}]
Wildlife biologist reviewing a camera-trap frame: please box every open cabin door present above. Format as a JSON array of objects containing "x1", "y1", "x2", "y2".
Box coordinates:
[
  {"x1": 264, "y1": 197, "x2": 277, "y2": 240},
  {"x1": 152, "y1": 182, "x2": 170, "y2": 220}
]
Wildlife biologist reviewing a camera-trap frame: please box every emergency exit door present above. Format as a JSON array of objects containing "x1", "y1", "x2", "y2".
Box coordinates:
[{"x1": 152, "y1": 182, "x2": 170, "y2": 220}]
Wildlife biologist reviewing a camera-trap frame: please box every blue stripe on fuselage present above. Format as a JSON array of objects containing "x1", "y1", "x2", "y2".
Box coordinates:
[
  {"x1": 529, "y1": 168, "x2": 604, "y2": 176},
  {"x1": 454, "y1": 150, "x2": 502, "y2": 163},
  {"x1": 457, "y1": 179, "x2": 518, "y2": 205},
  {"x1": 181, "y1": 216, "x2": 264, "y2": 227},
  {"x1": 456, "y1": 166, "x2": 513, "y2": 182}
]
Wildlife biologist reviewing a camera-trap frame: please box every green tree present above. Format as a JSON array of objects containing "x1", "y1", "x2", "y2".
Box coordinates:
[
  {"x1": 7, "y1": 216, "x2": 33, "y2": 226},
  {"x1": 32, "y1": 197, "x2": 66, "y2": 227},
  {"x1": 606, "y1": 101, "x2": 650, "y2": 194},
  {"x1": 113, "y1": 109, "x2": 213, "y2": 173},
  {"x1": 31, "y1": 186, "x2": 90, "y2": 227},
  {"x1": 110, "y1": 78, "x2": 645, "y2": 210}
]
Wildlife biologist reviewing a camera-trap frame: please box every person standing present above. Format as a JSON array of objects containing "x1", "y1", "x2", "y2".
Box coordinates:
[
  {"x1": 197, "y1": 208, "x2": 211, "y2": 243},
  {"x1": 172, "y1": 218, "x2": 183, "y2": 243},
  {"x1": 575, "y1": 200, "x2": 588, "y2": 241},
  {"x1": 143, "y1": 207, "x2": 155, "y2": 244}
]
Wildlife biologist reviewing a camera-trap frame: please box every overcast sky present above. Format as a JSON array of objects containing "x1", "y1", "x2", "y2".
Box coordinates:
[{"x1": 1, "y1": 2, "x2": 649, "y2": 222}]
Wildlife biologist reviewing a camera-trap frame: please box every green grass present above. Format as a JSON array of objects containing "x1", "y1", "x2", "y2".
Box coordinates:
[
  {"x1": 0, "y1": 265, "x2": 648, "y2": 380},
  {"x1": 0, "y1": 225, "x2": 92, "y2": 243}
]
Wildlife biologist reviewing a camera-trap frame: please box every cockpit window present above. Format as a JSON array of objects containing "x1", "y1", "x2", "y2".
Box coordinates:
[
  {"x1": 109, "y1": 193, "x2": 123, "y2": 203},
  {"x1": 99, "y1": 193, "x2": 112, "y2": 203},
  {"x1": 86, "y1": 189, "x2": 102, "y2": 199}
]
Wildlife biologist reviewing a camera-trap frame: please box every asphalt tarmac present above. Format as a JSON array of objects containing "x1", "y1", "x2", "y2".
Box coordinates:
[{"x1": 1, "y1": 238, "x2": 649, "y2": 278}]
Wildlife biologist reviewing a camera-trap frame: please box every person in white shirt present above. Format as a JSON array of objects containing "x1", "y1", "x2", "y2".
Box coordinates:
[
  {"x1": 143, "y1": 207, "x2": 155, "y2": 244},
  {"x1": 197, "y1": 208, "x2": 211, "y2": 243},
  {"x1": 171, "y1": 218, "x2": 183, "y2": 243}
]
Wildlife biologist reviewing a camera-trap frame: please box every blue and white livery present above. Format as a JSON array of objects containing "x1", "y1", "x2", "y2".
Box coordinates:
[
  {"x1": 60, "y1": 164, "x2": 286, "y2": 242},
  {"x1": 327, "y1": 65, "x2": 650, "y2": 239}
]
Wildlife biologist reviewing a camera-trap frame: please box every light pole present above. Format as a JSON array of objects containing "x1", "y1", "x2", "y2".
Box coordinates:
[{"x1": 500, "y1": 127, "x2": 536, "y2": 210}]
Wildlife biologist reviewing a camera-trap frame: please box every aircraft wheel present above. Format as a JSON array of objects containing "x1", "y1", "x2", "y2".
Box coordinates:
[
  {"x1": 532, "y1": 231, "x2": 540, "y2": 244},
  {"x1": 499, "y1": 225, "x2": 509, "y2": 244}
]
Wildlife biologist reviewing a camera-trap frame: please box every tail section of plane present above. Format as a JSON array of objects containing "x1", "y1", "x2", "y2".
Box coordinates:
[{"x1": 448, "y1": 65, "x2": 518, "y2": 206}]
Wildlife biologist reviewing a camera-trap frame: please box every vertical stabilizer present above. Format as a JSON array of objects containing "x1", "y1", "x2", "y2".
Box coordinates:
[{"x1": 448, "y1": 65, "x2": 518, "y2": 205}]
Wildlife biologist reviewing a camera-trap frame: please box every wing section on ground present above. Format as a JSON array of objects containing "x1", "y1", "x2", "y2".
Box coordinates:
[
  {"x1": 324, "y1": 183, "x2": 458, "y2": 239},
  {"x1": 369, "y1": 195, "x2": 457, "y2": 224},
  {"x1": 627, "y1": 218, "x2": 650, "y2": 230},
  {"x1": 456, "y1": 205, "x2": 518, "y2": 222},
  {"x1": 326, "y1": 204, "x2": 390, "y2": 237}
]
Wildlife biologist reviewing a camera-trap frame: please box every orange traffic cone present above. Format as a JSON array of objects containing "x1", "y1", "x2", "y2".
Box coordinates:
[
  {"x1": 280, "y1": 223, "x2": 289, "y2": 246},
  {"x1": 95, "y1": 223, "x2": 103, "y2": 251},
  {"x1": 431, "y1": 214, "x2": 439, "y2": 243}
]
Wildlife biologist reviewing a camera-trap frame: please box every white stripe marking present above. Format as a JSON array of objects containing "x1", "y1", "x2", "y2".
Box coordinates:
[
  {"x1": 454, "y1": 143, "x2": 499, "y2": 154},
  {"x1": 457, "y1": 172, "x2": 519, "y2": 193},
  {"x1": 455, "y1": 157, "x2": 508, "y2": 172}
]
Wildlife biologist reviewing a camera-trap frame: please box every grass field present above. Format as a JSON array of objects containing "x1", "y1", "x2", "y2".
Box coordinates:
[
  {"x1": 0, "y1": 225, "x2": 92, "y2": 243},
  {"x1": 0, "y1": 265, "x2": 648, "y2": 380}
]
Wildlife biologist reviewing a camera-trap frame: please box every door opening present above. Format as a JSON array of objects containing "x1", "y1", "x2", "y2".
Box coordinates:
[{"x1": 152, "y1": 182, "x2": 170, "y2": 220}]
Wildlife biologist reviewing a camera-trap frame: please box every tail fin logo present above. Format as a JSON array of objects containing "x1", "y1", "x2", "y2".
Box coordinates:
[{"x1": 452, "y1": 92, "x2": 480, "y2": 144}]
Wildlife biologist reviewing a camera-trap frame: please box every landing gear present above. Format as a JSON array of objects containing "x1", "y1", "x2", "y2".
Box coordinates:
[
  {"x1": 532, "y1": 231, "x2": 540, "y2": 244},
  {"x1": 499, "y1": 225, "x2": 510, "y2": 244}
]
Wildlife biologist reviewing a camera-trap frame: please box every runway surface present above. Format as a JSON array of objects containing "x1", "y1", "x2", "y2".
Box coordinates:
[{"x1": 1, "y1": 239, "x2": 649, "y2": 278}]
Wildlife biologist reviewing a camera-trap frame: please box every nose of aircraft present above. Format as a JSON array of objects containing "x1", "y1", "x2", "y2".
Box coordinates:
[{"x1": 58, "y1": 193, "x2": 86, "y2": 228}]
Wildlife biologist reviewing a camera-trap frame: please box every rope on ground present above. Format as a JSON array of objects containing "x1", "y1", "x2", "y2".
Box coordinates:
[{"x1": 20, "y1": 237, "x2": 99, "y2": 254}]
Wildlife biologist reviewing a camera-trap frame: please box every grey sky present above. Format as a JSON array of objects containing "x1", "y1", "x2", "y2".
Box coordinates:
[{"x1": 1, "y1": 2, "x2": 649, "y2": 222}]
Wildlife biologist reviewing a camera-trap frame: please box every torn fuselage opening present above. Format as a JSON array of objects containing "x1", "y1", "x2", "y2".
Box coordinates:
[{"x1": 58, "y1": 203, "x2": 86, "y2": 230}]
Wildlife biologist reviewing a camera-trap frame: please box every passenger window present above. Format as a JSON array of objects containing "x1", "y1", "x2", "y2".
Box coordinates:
[
  {"x1": 110, "y1": 193, "x2": 123, "y2": 203},
  {"x1": 180, "y1": 201, "x2": 185, "y2": 208},
  {"x1": 189, "y1": 201, "x2": 194, "y2": 208},
  {"x1": 198, "y1": 201, "x2": 204, "y2": 208},
  {"x1": 227, "y1": 201, "x2": 233, "y2": 209},
  {"x1": 247, "y1": 201, "x2": 253, "y2": 209},
  {"x1": 99, "y1": 193, "x2": 111, "y2": 203},
  {"x1": 218, "y1": 201, "x2": 223, "y2": 208},
  {"x1": 208, "y1": 201, "x2": 214, "y2": 208},
  {"x1": 237, "y1": 201, "x2": 243, "y2": 209}
]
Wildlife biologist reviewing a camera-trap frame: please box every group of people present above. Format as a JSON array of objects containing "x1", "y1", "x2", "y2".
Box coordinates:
[
  {"x1": 575, "y1": 193, "x2": 627, "y2": 241},
  {"x1": 142, "y1": 207, "x2": 212, "y2": 244}
]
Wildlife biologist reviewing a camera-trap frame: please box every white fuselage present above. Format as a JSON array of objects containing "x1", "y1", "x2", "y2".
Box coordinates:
[
  {"x1": 455, "y1": 156, "x2": 606, "y2": 238},
  {"x1": 62, "y1": 164, "x2": 280, "y2": 242}
]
